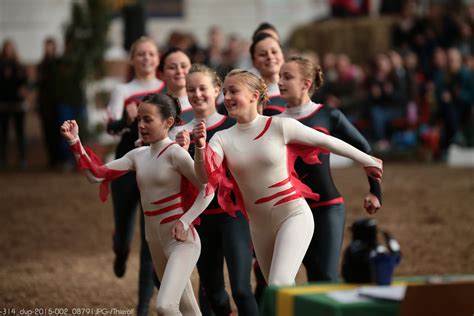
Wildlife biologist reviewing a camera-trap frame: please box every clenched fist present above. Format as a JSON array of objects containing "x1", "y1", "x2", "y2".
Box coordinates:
[{"x1": 60, "y1": 120, "x2": 79, "y2": 142}]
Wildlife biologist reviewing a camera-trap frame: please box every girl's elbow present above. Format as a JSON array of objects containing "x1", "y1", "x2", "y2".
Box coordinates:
[{"x1": 198, "y1": 177, "x2": 209, "y2": 186}]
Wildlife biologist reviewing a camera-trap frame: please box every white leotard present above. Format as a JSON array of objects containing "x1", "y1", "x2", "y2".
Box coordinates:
[
  {"x1": 181, "y1": 115, "x2": 381, "y2": 286},
  {"x1": 70, "y1": 137, "x2": 212, "y2": 315}
]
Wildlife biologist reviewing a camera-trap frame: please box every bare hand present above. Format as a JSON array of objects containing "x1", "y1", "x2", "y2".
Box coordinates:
[
  {"x1": 364, "y1": 157, "x2": 383, "y2": 183},
  {"x1": 171, "y1": 220, "x2": 188, "y2": 241},
  {"x1": 364, "y1": 193, "x2": 381, "y2": 215},
  {"x1": 126, "y1": 102, "x2": 138, "y2": 125},
  {"x1": 176, "y1": 130, "x2": 191, "y2": 150},
  {"x1": 193, "y1": 120, "x2": 207, "y2": 148},
  {"x1": 60, "y1": 120, "x2": 79, "y2": 142}
]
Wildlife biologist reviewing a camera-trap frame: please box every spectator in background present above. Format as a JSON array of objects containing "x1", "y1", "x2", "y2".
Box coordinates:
[
  {"x1": 0, "y1": 39, "x2": 28, "y2": 169},
  {"x1": 55, "y1": 36, "x2": 87, "y2": 170},
  {"x1": 426, "y1": 46, "x2": 448, "y2": 81},
  {"x1": 433, "y1": 47, "x2": 474, "y2": 156},
  {"x1": 388, "y1": 50, "x2": 419, "y2": 148},
  {"x1": 165, "y1": 30, "x2": 204, "y2": 64},
  {"x1": 329, "y1": 54, "x2": 363, "y2": 123},
  {"x1": 402, "y1": 50, "x2": 423, "y2": 125},
  {"x1": 37, "y1": 37, "x2": 61, "y2": 169},
  {"x1": 391, "y1": 0, "x2": 422, "y2": 51},
  {"x1": 216, "y1": 34, "x2": 243, "y2": 80},
  {"x1": 203, "y1": 26, "x2": 224, "y2": 69},
  {"x1": 456, "y1": 20, "x2": 474, "y2": 59},
  {"x1": 389, "y1": 50, "x2": 417, "y2": 118},
  {"x1": 367, "y1": 53, "x2": 401, "y2": 151}
]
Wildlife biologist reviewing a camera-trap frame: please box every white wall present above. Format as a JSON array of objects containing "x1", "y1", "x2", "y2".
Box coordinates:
[
  {"x1": 145, "y1": 0, "x2": 330, "y2": 47},
  {"x1": 0, "y1": 0, "x2": 330, "y2": 63},
  {"x1": 0, "y1": 0, "x2": 72, "y2": 63}
]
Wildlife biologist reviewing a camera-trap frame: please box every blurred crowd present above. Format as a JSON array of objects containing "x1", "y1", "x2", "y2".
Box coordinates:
[{"x1": 0, "y1": 1, "x2": 472, "y2": 170}]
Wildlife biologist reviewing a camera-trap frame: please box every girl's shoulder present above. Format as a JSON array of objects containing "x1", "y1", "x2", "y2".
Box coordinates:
[{"x1": 128, "y1": 145, "x2": 149, "y2": 157}]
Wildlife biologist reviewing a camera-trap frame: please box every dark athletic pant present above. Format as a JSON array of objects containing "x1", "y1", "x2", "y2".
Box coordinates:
[
  {"x1": 196, "y1": 211, "x2": 258, "y2": 316},
  {"x1": 303, "y1": 203, "x2": 346, "y2": 281}
]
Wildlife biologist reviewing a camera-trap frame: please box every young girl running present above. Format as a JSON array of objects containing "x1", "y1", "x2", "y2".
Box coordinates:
[
  {"x1": 173, "y1": 69, "x2": 383, "y2": 287},
  {"x1": 171, "y1": 64, "x2": 258, "y2": 316},
  {"x1": 159, "y1": 48, "x2": 194, "y2": 124},
  {"x1": 105, "y1": 36, "x2": 165, "y2": 315},
  {"x1": 61, "y1": 93, "x2": 212, "y2": 315},
  {"x1": 277, "y1": 56, "x2": 382, "y2": 281}
]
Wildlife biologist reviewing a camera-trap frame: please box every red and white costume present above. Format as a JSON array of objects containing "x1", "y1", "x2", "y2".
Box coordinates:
[
  {"x1": 68, "y1": 137, "x2": 213, "y2": 315},
  {"x1": 180, "y1": 115, "x2": 381, "y2": 286}
]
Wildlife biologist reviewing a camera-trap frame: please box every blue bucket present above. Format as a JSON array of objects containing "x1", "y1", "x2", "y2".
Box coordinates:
[{"x1": 371, "y1": 253, "x2": 400, "y2": 285}]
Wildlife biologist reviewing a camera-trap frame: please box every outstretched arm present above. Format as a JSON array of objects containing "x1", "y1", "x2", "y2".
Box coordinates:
[
  {"x1": 60, "y1": 120, "x2": 133, "y2": 183},
  {"x1": 282, "y1": 118, "x2": 383, "y2": 182}
]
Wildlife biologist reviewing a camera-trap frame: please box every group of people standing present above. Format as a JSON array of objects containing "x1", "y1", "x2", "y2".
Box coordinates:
[
  {"x1": 0, "y1": 36, "x2": 87, "y2": 170},
  {"x1": 60, "y1": 23, "x2": 383, "y2": 316}
]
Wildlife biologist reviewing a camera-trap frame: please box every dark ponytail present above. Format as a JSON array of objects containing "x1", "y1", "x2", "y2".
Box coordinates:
[{"x1": 141, "y1": 93, "x2": 182, "y2": 128}]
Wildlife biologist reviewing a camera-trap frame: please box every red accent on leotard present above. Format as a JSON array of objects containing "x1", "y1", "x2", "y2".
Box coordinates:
[
  {"x1": 144, "y1": 202, "x2": 183, "y2": 216},
  {"x1": 269, "y1": 177, "x2": 291, "y2": 188},
  {"x1": 254, "y1": 117, "x2": 273, "y2": 140},
  {"x1": 274, "y1": 192, "x2": 303, "y2": 206},
  {"x1": 314, "y1": 126, "x2": 330, "y2": 135},
  {"x1": 70, "y1": 142, "x2": 128, "y2": 202},
  {"x1": 157, "y1": 142, "x2": 177, "y2": 158},
  {"x1": 152, "y1": 192, "x2": 181, "y2": 205},
  {"x1": 255, "y1": 187, "x2": 296, "y2": 204},
  {"x1": 286, "y1": 144, "x2": 331, "y2": 203},
  {"x1": 309, "y1": 196, "x2": 345, "y2": 208}
]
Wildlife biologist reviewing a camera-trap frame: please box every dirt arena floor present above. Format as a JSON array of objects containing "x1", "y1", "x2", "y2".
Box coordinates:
[{"x1": 1, "y1": 112, "x2": 473, "y2": 314}]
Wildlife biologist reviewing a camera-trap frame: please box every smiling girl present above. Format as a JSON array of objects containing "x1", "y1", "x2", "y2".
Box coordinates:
[
  {"x1": 249, "y1": 32, "x2": 286, "y2": 116},
  {"x1": 159, "y1": 48, "x2": 194, "y2": 124},
  {"x1": 277, "y1": 56, "x2": 382, "y2": 282},
  {"x1": 173, "y1": 69, "x2": 383, "y2": 287},
  {"x1": 171, "y1": 64, "x2": 258, "y2": 316},
  {"x1": 61, "y1": 93, "x2": 212, "y2": 315},
  {"x1": 105, "y1": 36, "x2": 165, "y2": 315}
]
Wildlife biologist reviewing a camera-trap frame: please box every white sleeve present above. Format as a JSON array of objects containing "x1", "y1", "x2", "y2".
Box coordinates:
[
  {"x1": 281, "y1": 117, "x2": 381, "y2": 168},
  {"x1": 208, "y1": 133, "x2": 225, "y2": 159},
  {"x1": 171, "y1": 147, "x2": 214, "y2": 230},
  {"x1": 107, "y1": 85, "x2": 126, "y2": 121}
]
